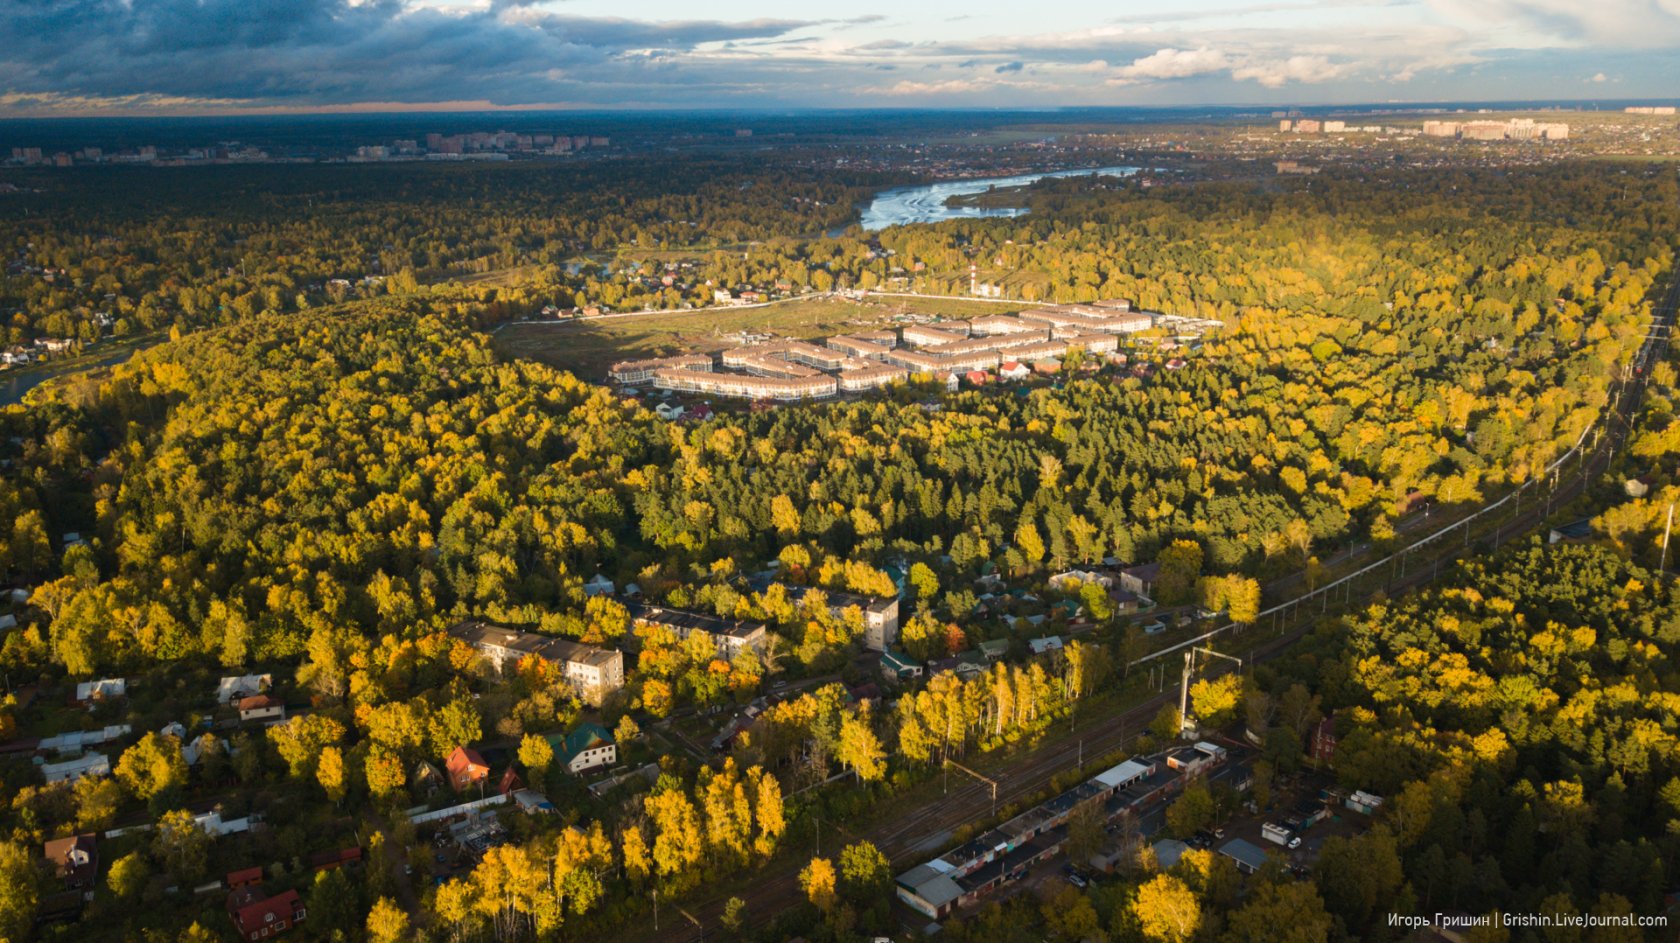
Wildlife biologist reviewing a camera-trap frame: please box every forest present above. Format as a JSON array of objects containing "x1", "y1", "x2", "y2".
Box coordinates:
[{"x1": 0, "y1": 154, "x2": 1674, "y2": 941}]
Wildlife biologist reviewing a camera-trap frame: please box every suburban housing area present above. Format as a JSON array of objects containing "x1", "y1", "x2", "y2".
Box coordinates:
[{"x1": 607, "y1": 301, "x2": 1217, "y2": 401}]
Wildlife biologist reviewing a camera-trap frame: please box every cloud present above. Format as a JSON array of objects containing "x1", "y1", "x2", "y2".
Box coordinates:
[
  {"x1": 1420, "y1": 0, "x2": 1680, "y2": 48},
  {"x1": 1111, "y1": 47, "x2": 1231, "y2": 83},
  {"x1": 1590, "y1": 71, "x2": 1608, "y2": 82},
  {"x1": 0, "y1": 0, "x2": 826, "y2": 109},
  {"x1": 1230, "y1": 54, "x2": 1352, "y2": 87},
  {"x1": 1107, "y1": 46, "x2": 1352, "y2": 88},
  {"x1": 0, "y1": 0, "x2": 1674, "y2": 112}
]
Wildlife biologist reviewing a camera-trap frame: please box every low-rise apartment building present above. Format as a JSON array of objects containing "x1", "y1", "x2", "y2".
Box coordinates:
[{"x1": 447, "y1": 621, "x2": 625, "y2": 705}]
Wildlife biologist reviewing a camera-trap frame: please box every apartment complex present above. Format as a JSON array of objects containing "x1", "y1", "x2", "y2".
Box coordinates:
[
  {"x1": 746, "y1": 577, "x2": 901, "y2": 651},
  {"x1": 608, "y1": 354, "x2": 713, "y2": 384},
  {"x1": 447, "y1": 621, "x2": 625, "y2": 705},
  {"x1": 1423, "y1": 118, "x2": 1568, "y2": 141},
  {"x1": 608, "y1": 301, "x2": 1157, "y2": 403},
  {"x1": 627, "y1": 603, "x2": 769, "y2": 660}
]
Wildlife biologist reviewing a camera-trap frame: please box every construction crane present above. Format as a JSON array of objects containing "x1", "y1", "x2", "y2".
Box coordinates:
[{"x1": 1179, "y1": 646, "x2": 1244, "y2": 736}]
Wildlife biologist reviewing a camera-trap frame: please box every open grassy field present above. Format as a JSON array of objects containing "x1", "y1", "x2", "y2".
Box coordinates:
[{"x1": 493, "y1": 294, "x2": 1029, "y2": 378}]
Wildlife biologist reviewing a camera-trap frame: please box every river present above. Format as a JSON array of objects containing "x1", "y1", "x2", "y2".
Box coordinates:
[
  {"x1": 0, "y1": 342, "x2": 158, "y2": 407},
  {"x1": 859, "y1": 166, "x2": 1139, "y2": 232}
]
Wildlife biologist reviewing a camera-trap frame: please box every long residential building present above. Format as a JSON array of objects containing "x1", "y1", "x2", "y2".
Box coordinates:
[
  {"x1": 926, "y1": 332, "x2": 1051, "y2": 356},
  {"x1": 838, "y1": 363, "x2": 910, "y2": 391},
  {"x1": 627, "y1": 603, "x2": 768, "y2": 659},
  {"x1": 723, "y1": 340, "x2": 848, "y2": 372},
  {"x1": 884, "y1": 348, "x2": 1002, "y2": 373},
  {"x1": 746, "y1": 577, "x2": 901, "y2": 650},
  {"x1": 827, "y1": 335, "x2": 895, "y2": 360},
  {"x1": 1017, "y1": 307, "x2": 1110, "y2": 332},
  {"x1": 900, "y1": 324, "x2": 968, "y2": 347},
  {"x1": 967, "y1": 314, "x2": 1044, "y2": 336},
  {"x1": 609, "y1": 354, "x2": 713, "y2": 384},
  {"x1": 651, "y1": 367, "x2": 837, "y2": 401},
  {"x1": 447, "y1": 621, "x2": 625, "y2": 705},
  {"x1": 1018, "y1": 305, "x2": 1153, "y2": 334},
  {"x1": 1007, "y1": 340, "x2": 1076, "y2": 361},
  {"x1": 1065, "y1": 332, "x2": 1120, "y2": 353},
  {"x1": 722, "y1": 349, "x2": 824, "y2": 378}
]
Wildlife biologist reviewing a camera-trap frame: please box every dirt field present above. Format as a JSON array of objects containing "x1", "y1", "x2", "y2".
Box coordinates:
[{"x1": 493, "y1": 294, "x2": 1028, "y2": 378}]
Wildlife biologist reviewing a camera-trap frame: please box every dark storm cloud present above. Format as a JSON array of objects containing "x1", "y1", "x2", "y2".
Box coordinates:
[
  {"x1": 0, "y1": 0, "x2": 821, "y2": 106},
  {"x1": 993, "y1": 60, "x2": 1024, "y2": 73}
]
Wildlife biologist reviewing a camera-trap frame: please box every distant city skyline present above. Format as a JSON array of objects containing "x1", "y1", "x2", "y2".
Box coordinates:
[{"x1": 0, "y1": 0, "x2": 1676, "y2": 116}]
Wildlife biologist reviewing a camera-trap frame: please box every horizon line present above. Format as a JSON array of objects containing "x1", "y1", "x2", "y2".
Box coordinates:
[{"x1": 0, "y1": 95, "x2": 1677, "y2": 122}]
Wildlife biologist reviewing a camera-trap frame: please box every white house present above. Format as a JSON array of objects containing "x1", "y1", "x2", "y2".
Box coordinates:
[
  {"x1": 74, "y1": 678, "x2": 126, "y2": 704},
  {"x1": 41, "y1": 753, "x2": 110, "y2": 783},
  {"x1": 553, "y1": 723, "x2": 617, "y2": 774},
  {"x1": 236, "y1": 694, "x2": 286, "y2": 725},
  {"x1": 216, "y1": 673, "x2": 272, "y2": 705}
]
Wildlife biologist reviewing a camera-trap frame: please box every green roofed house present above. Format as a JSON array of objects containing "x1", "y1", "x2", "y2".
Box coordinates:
[
  {"x1": 977, "y1": 638, "x2": 1010, "y2": 661},
  {"x1": 548, "y1": 723, "x2": 617, "y2": 775},
  {"x1": 879, "y1": 649, "x2": 924, "y2": 682}
]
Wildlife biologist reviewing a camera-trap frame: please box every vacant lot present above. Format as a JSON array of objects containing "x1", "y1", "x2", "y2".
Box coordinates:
[{"x1": 493, "y1": 294, "x2": 1028, "y2": 378}]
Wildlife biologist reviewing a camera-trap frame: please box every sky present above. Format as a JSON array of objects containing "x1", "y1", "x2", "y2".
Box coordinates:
[{"x1": 0, "y1": 0, "x2": 1676, "y2": 115}]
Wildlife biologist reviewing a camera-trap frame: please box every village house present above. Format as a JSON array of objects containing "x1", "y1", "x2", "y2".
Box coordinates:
[
  {"x1": 41, "y1": 753, "x2": 110, "y2": 784},
  {"x1": 879, "y1": 649, "x2": 924, "y2": 682},
  {"x1": 43, "y1": 834, "x2": 98, "y2": 893},
  {"x1": 445, "y1": 746, "x2": 492, "y2": 794},
  {"x1": 1118, "y1": 563, "x2": 1160, "y2": 598},
  {"x1": 998, "y1": 360, "x2": 1031, "y2": 380},
  {"x1": 73, "y1": 678, "x2": 125, "y2": 706},
  {"x1": 237, "y1": 694, "x2": 286, "y2": 726},
  {"x1": 228, "y1": 887, "x2": 306, "y2": 942},
  {"x1": 216, "y1": 673, "x2": 272, "y2": 705},
  {"x1": 553, "y1": 722, "x2": 617, "y2": 774}
]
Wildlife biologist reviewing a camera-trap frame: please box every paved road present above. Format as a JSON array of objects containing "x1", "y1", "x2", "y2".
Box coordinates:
[{"x1": 609, "y1": 269, "x2": 1679, "y2": 943}]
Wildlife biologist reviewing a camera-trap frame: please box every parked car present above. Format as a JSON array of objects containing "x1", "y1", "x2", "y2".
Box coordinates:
[
  {"x1": 1288, "y1": 836, "x2": 1303, "y2": 849},
  {"x1": 1143, "y1": 620, "x2": 1167, "y2": 635},
  {"x1": 1065, "y1": 873, "x2": 1088, "y2": 889}
]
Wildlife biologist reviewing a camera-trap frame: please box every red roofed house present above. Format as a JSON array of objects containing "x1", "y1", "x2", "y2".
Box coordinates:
[
  {"x1": 964, "y1": 369, "x2": 988, "y2": 386},
  {"x1": 307, "y1": 846, "x2": 363, "y2": 873},
  {"x1": 497, "y1": 766, "x2": 524, "y2": 797},
  {"x1": 446, "y1": 746, "x2": 491, "y2": 794},
  {"x1": 998, "y1": 361, "x2": 1031, "y2": 381},
  {"x1": 237, "y1": 694, "x2": 285, "y2": 725},
  {"x1": 226, "y1": 866, "x2": 264, "y2": 890},
  {"x1": 228, "y1": 888, "x2": 306, "y2": 941},
  {"x1": 43, "y1": 833, "x2": 98, "y2": 892}
]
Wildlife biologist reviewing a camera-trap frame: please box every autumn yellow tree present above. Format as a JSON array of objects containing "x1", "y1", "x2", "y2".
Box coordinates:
[
  {"x1": 838, "y1": 710, "x2": 886, "y2": 782},
  {"x1": 1189, "y1": 674, "x2": 1242, "y2": 728},
  {"x1": 317, "y1": 746, "x2": 347, "y2": 804},
  {"x1": 799, "y1": 856, "x2": 837, "y2": 911},
  {"x1": 115, "y1": 732, "x2": 188, "y2": 801},
  {"x1": 366, "y1": 897, "x2": 410, "y2": 943},
  {"x1": 1134, "y1": 873, "x2": 1201, "y2": 943}
]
